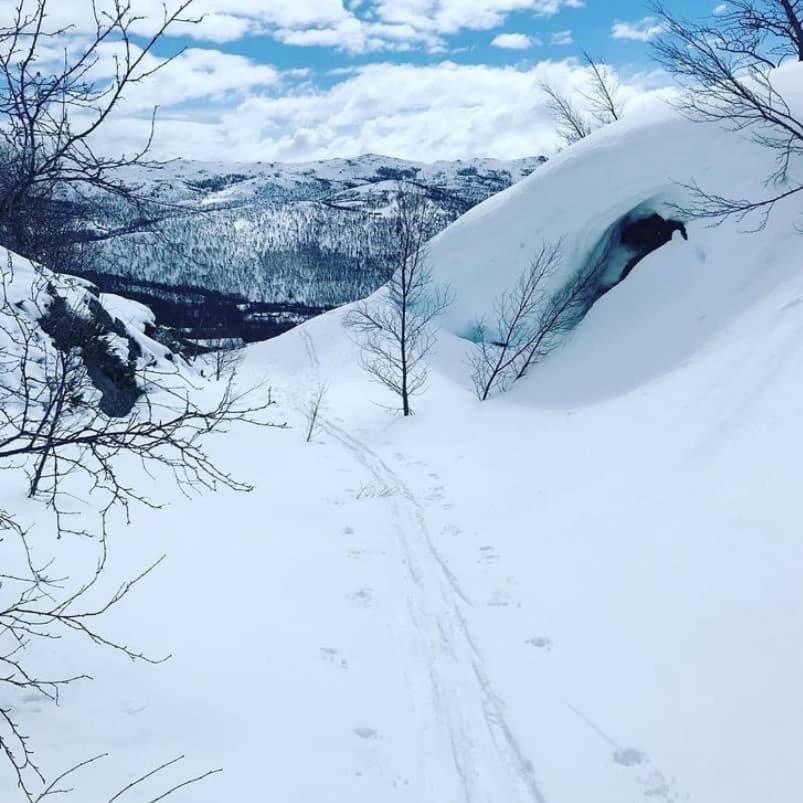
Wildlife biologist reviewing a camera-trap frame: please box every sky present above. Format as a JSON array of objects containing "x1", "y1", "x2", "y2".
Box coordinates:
[{"x1": 24, "y1": 0, "x2": 725, "y2": 163}]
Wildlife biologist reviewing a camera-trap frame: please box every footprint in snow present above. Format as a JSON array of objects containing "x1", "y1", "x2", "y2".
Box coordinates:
[
  {"x1": 348, "y1": 588, "x2": 376, "y2": 608},
  {"x1": 612, "y1": 749, "x2": 680, "y2": 802},
  {"x1": 320, "y1": 647, "x2": 349, "y2": 669},
  {"x1": 525, "y1": 636, "x2": 553, "y2": 651},
  {"x1": 613, "y1": 748, "x2": 646, "y2": 767}
]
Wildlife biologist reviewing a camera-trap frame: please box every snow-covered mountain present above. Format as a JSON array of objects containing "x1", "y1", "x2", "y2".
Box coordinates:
[
  {"x1": 3, "y1": 65, "x2": 802, "y2": 803},
  {"x1": 82, "y1": 154, "x2": 545, "y2": 339}
]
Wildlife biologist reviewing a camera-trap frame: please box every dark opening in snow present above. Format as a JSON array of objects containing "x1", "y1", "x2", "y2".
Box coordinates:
[
  {"x1": 552, "y1": 208, "x2": 690, "y2": 340},
  {"x1": 619, "y1": 213, "x2": 688, "y2": 281},
  {"x1": 582, "y1": 208, "x2": 689, "y2": 308}
]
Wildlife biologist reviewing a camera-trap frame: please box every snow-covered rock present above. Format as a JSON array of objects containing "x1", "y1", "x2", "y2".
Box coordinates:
[{"x1": 1, "y1": 248, "x2": 185, "y2": 415}]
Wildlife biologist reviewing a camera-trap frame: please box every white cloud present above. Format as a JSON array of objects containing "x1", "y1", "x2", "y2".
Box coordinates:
[
  {"x1": 373, "y1": 0, "x2": 583, "y2": 36},
  {"x1": 611, "y1": 17, "x2": 665, "y2": 42},
  {"x1": 551, "y1": 30, "x2": 573, "y2": 46},
  {"x1": 85, "y1": 45, "x2": 281, "y2": 114},
  {"x1": 713, "y1": 3, "x2": 729, "y2": 15},
  {"x1": 1, "y1": 0, "x2": 586, "y2": 53},
  {"x1": 287, "y1": 1, "x2": 587, "y2": 52},
  {"x1": 491, "y1": 33, "x2": 539, "y2": 50},
  {"x1": 93, "y1": 58, "x2": 672, "y2": 163}
]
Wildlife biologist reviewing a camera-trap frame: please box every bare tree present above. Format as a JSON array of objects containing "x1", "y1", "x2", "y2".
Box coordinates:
[
  {"x1": 0, "y1": 262, "x2": 279, "y2": 508},
  {"x1": 540, "y1": 82, "x2": 593, "y2": 147},
  {"x1": 471, "y1": 242, "x2": 602, "y2": 399},
  {"x1": 579, "y1": 50, "x2": 622, "y2": 126},
  {"x1": 0, "y1": 0, "x2": 200, "y2": 266},
  {"x1": 345, "y1": 185, "x2": 450, "y2": 416},
  {"x1": 651, "y1": 1, "x2": 803, "y2": 226},
  {"x1": 0, "y1": 4, "x2": 283, "y2": 799},
  {"x1": 0, "y1": 250, "x2": 279, "y2": 801},
  {"x1": 206, "y1": 338, "x2": 245, "y2": 382},
  {"x1": 541, "y1": 52, "x2": 621, "y2": 148}
]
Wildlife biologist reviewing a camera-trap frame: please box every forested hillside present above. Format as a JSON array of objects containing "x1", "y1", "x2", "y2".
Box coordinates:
[{"x1": 80, "y1": 155, "x2": 545, "y2": 339}]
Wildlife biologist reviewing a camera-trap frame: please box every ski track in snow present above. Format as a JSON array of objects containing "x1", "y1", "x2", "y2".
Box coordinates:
[{"x1": 319, "y1": 415, "x2": 548, "y2": 803}]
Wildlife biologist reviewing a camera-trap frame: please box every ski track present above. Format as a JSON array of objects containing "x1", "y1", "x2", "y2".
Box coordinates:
[{"x1": 319, "y1": 415, "x2": 547, "y2": 803}]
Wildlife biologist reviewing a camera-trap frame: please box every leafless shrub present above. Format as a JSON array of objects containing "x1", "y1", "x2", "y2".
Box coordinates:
[
  {"x1": 0, "y1": 259, "x2": 281, "y2": 797},
  {"x1": 541, "y1": 52, "x2": 622, "y2": 147},
  {"x1": 345, "y1": 184, "x2": 451, "y2": 416},
  {"x1": 1, "y1": 261, "x2": 282, "y2": 512},
  {"x1": 206, "y1": 338, "x2": 245, "y2": 382},
  {"x1": 304, "y1": 381, "x2": 328, "y2": 443},
  {"x1": 0, "y1": 3, "x2": 276, "y2": 798},
  {"x1": 471, "y1": 242, "x2": 600, "y2": 399},
  {"x1": 579, "y1": 50, "x2": 622, "y2": 126},
  {"x1": 540, "y1": 83, "x2": 594, "y2": 147}
]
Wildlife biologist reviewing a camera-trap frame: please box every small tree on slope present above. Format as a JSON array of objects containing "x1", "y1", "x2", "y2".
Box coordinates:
[
  {"x1": 345, "y1": 185, "x2": 450, "y2": 416},
  {"x1": 540, "y1": 52, "x2": 622, "y2": 148},
  {"x1": 471, "y1": 241, "x2": 603, "y2": 400}
]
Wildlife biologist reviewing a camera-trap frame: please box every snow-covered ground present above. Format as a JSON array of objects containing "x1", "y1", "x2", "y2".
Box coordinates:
[{"x1": 2, "y1": 66, "x2": 803, "y2": 803}]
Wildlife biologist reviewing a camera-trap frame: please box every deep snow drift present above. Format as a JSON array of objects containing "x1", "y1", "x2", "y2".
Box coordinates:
[{"x1": 2, "y1": 66, "x2": 803, "y2": 803}]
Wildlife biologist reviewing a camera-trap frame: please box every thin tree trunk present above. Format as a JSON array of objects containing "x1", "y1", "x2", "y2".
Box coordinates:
[
  {"x1": 400, "y1": 272, "x2": 410, "y2": 416},
  {"x1": 778, "y1": 0, "x2": 803, "y2": 61}
]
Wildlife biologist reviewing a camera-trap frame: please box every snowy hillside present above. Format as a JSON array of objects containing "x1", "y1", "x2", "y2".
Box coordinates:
[
  {"x1": 78, "y1": 154, "x2": 545, "y2": 339},
  {"x1": 3, "y1": 67, "x2": 803, "y2": 803}
]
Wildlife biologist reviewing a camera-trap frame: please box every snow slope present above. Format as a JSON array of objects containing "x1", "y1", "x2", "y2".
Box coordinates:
[{"x1": 2, "y1": 67, "x2": 803, "y2": 803}]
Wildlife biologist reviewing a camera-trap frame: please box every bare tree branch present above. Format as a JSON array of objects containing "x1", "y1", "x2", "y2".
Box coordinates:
[
  {"x1": 0, "y1": 0, "x2": 203, "y2": 268},
  {"x1": 651, "y1": 1, "x2": 803, "y2": 226},
  {"x1": 540, "y1": 82, "x2": 593, "y2": 147}
]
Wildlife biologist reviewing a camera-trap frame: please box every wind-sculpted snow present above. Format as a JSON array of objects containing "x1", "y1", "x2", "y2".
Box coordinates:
[{"x1": 427, "y1": 63, "x2": 803, "y2": 360}]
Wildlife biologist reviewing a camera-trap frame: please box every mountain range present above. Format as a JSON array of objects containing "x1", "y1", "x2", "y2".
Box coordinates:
[{"x1": 81, "y1": 154, "x2": 546, "y2": 340}]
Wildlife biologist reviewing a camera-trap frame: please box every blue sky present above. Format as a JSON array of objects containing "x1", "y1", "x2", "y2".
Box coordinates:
[
  {"x1": 146, "y1": 0, "x2": 711, "y2": 72},
  {"x1": 66, "y1": 0, "x2": 723, "y2": 162}
]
